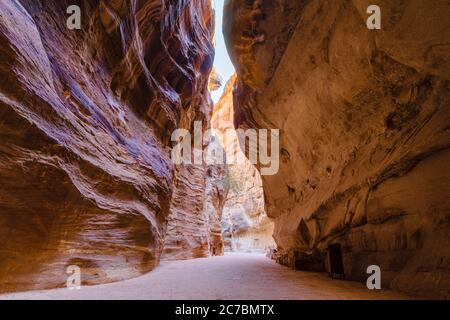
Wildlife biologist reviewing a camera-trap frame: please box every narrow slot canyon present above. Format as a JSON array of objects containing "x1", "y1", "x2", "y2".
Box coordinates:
[
  {"x1": 212, "y1": 76, "x2": 275, "y2": 255},
  {"x1": 0, "y1": 0, "x2": 449, "y2": 300}
]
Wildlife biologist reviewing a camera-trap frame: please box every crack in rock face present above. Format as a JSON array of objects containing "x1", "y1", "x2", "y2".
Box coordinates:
[
  {"x1": 212, "y1": 76, "x2": 275, "y2": 253},
  {"x1": 223, "y1": 0, "x2": 450, "y2": 298}
]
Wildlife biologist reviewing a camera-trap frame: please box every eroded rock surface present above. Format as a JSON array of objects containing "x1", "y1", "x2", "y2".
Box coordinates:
[
  {"x1": 161, "y1": 153, "x2": 228, "y2": 260},
  {"x1": 224, "y1": 0, "x2": 450, "y2": 298},
  {"x1": 212, "y1": 76, "x2": 274, "y2": 253},
  {"x1": 0, "y1": 0, "x2": 216, "y2": 292}
]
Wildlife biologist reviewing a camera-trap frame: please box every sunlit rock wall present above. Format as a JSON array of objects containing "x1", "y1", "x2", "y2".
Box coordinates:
[
  {"x1": 0, "y1": 0, "x2": 215, "y2": 292},
  {"x1": 224, "y1": 0, "x2": 450, "y2": 298},
  {"x1": 212, "y1": 76, "x2": 275, "y2": 253}
]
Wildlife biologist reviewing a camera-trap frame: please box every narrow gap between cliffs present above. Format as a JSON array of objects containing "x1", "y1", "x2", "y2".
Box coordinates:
[{"x1": 209, "y1": 0, "x2": 275, "y2": 254}]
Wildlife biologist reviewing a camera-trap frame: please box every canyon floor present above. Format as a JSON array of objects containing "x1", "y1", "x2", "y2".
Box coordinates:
[{"x1": 0, "y1": 253, "x2": 411, "y2": 300}]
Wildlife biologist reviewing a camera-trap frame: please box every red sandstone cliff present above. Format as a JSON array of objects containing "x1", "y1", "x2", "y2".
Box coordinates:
[{"x1": 0, "y1": 0, "x2": 218, "y2": 292}]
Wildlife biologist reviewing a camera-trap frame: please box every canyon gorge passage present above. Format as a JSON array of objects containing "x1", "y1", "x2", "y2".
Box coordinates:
[{"x1": 0, "y1": 0, "x2": 449, "y2": 300}]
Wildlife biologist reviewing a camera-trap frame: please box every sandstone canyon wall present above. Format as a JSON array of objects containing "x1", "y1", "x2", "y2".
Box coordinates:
[
  {"x1": 212, "y1": 76, "x2": 274, "y2": 253},
  {"x1": 162, "y1": 68, "x2": 228, "y2": 261},
  {"x1": 161, "y1": 155, "x2": 228, "y2": 260},
  {"x1": 0, "y1": 0, "x2": 221, "y2": 292},
  {"x1": 224, "y1": 0, "x2": 450, "y2": 298}
]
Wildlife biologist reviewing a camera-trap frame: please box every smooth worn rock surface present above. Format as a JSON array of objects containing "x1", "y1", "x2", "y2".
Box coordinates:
[
  {"x1": 224, "y1": 0, "x2": 450, "y2": 298},
  {"x1": 212, "y1": 76, "x2": 274, "y2": 253},
  {"x1": 0, "y1": 0, "x2": 217, "y2": 292},
  {"x1": 0, "y1": 253, "x2": 411, "y2": 300}
]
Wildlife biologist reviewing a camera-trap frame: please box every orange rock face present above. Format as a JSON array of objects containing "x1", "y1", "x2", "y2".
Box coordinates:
[
  {"x1": 161, "y1": 158, "x2": 228, "y2": 260},
  {"x1": 0, "y1": 0, "x2": 216, "y2": 292},
  {"x1": 212, "y1": 77, "x2": 274, "y2": 253},
  {"x1": 224, "y1": 0, "x2": 450, "y2": 298}
]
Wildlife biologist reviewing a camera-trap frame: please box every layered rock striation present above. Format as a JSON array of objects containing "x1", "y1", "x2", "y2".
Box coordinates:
[
  {"x1": 224, "y1": 0, "x2": 450, "y2": 298},
  {"x1": 0, "y1": 0, "x2": 218, "y2": 292},
  {"x1": 161, "y1": 151, "x2": 228, "y2": 260}
]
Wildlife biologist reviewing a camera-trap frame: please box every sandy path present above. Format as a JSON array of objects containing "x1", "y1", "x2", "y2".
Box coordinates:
[{"x1": 0, "y1": 253, "x2": 410, "y2": 300}]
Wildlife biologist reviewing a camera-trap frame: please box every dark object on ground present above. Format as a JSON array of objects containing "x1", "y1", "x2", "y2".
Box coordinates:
[{"x1": 327, "y1": 244, "x2": 345, "y2": 279}]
